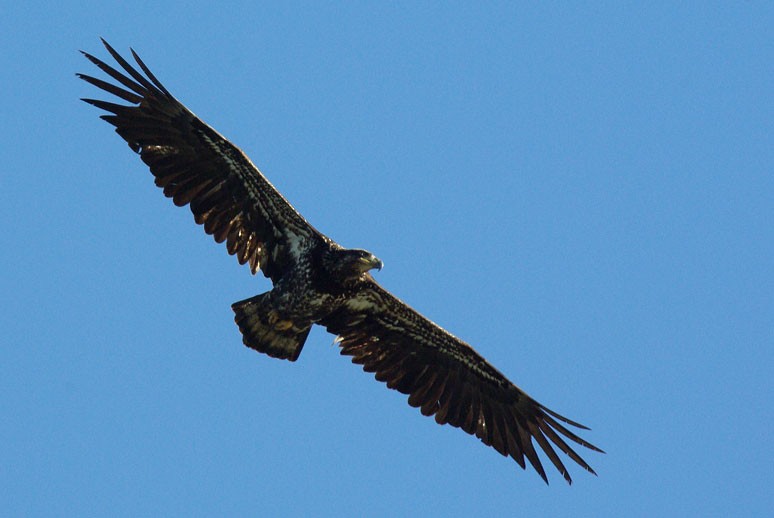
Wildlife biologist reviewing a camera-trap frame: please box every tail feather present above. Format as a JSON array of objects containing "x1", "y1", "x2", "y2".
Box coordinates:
[{"x1": 232, "y1": 294, "x2": 312, "y2": 362}]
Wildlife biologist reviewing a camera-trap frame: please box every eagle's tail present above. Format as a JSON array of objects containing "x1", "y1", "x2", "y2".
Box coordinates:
[{"x1": 232, "y1": 293, "x2": 312, "y2": 362}]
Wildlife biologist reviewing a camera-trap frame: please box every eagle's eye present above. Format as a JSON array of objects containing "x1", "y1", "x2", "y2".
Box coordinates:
[{"x1": 344, "y1": 249, "x2": 383, "y2": 275}]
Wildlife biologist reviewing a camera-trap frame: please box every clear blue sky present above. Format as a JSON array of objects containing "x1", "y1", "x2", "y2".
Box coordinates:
[{"x1": 2, "y1": 2, "x2": 771, "y2": 516}]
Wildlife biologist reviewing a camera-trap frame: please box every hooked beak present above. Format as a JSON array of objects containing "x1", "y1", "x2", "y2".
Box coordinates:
[{"x1": 360, "y1": 255, "x2": 383, "y2": 272}]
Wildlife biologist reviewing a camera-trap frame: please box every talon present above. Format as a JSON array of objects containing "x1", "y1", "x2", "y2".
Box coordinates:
[
  {"x1": 275, "y1": 319, "x2": 294, "y2": 331},
  {"x1": 267, "y1": 310, "x2": 280, "y2": 325}
]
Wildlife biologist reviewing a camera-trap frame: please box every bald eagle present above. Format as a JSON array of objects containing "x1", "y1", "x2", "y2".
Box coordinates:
[{"x1": 79, "y1": 39, "x2": 603, "y2": 484}]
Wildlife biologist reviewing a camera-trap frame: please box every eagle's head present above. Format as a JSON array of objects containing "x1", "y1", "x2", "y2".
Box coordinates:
[{"x1": 327, "y1": 248, "x2": 383, "y2": 282}]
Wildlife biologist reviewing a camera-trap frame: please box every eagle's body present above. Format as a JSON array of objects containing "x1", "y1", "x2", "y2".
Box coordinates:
[
  {"x1": 79, "y1": 39, "x2": 603, "y2": 484},
  {"x1": 235, "y1": 242, "x2": 384, "y2": 362}
]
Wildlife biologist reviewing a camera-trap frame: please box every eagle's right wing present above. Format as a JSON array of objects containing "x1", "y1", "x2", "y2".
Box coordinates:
[
  {"x1": 78, "y1": 39, "x2": 324, "y2": 282},
  {"x1": 320, "y1": 278, "x2": 603, "y2": 484}
]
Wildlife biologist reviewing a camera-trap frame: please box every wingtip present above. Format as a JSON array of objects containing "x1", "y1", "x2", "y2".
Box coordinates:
[
  {"x1": 546, "y1": 409, "x2": 592, "y2": 431},
  {"x1": 100, "y1": 38, "x2": 120, "y2": 58},
  {"x1": 80, "y1": 50, "x2": 101, "y2": 67},
  {"x1": 563, "y1": 469, "x2": 573, "y2": 485},
  {"x1": 98, "y1": 37, "x2": 113, "y2": 54}
]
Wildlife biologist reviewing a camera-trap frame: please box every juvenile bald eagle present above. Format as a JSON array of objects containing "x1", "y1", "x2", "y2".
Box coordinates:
[{"x1": 79, "y1": 39, "x2": 603, "y2": 484}]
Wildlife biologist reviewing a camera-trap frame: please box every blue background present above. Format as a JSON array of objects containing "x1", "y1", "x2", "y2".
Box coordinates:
[{"x1": 2, "y1": 2, "x2": 771, "y2": 516}]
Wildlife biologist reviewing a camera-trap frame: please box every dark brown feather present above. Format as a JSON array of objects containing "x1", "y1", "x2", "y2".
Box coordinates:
[
  {"x1": 322, "y1": 279, "x2": 602, "y2": 484},
  {"x1": 79, "y1": 40, "x2": 323, "y2": 281}
]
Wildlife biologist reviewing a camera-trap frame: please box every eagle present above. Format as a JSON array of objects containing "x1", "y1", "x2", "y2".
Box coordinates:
[{"x1": 79, "y1": 39, "x2": 603, "y2": 484}]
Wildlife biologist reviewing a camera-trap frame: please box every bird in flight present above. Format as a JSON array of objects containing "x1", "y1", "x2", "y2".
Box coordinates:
[{"x1": 79, "y1": 39, "x2": 603, "y2": 484}]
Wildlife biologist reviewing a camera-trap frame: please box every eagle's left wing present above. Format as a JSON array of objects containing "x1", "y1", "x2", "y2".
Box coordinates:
[
  {"x1": 320, "y1": 279, "x2": 603, "y2": 484},
  {"x1": 78, "y1": 40, "x2": 325, "y2": 282}
]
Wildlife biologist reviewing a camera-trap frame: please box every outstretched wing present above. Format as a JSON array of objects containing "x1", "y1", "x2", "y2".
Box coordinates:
[
  {"x1": 78, "y1": 39, "x2": 324, "y2": 282},
  {"x1": 320, "y1": 279, "x2": 603, "y2": 484}
]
